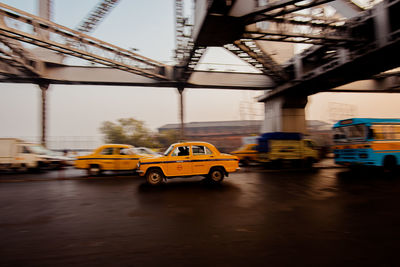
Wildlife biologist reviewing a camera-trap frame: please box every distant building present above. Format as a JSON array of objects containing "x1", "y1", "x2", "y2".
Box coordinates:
[
  {"x1": 306, "y1": 120, "x2": 334, "y2": 153},
  {"x1": 158, "y1": 120, "x2": 333, "y2": 153},
  {"x1": 158, "y1": 120, "x2": 262, "y2": 152}
]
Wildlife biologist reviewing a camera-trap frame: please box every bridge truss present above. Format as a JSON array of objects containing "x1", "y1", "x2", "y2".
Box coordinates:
[
  {"x1": 0, "y1": 0, "x2": 399, "y2": 143},
  {"x1": 0, "y1": 2, "x2": 167, "y2": 80}
]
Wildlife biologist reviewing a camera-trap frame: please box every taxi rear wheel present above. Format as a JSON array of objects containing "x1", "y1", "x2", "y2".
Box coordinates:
[
  {"x1": 241, "y1": 158, "x2": 250, "y2": 166},
  {"x1": 208, "y1": 168, "x2": 224, "y2": 183},
  {"x1": 146, "y1": 169, "x2": 164, "y2": 185},
  {"x1": 87, "y1": 165, "x2": 102, "y2": 176}
]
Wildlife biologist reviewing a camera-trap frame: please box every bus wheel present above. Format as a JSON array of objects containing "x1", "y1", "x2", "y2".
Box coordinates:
[{"x1": 383, "y1": 156, "x2": 397, "y2": 173}]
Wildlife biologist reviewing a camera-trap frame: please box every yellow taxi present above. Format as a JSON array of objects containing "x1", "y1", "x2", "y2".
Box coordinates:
[
  {"x1": 137, "y1": 141, "x2": 239, "y2": 185},
  {"x1": 231, "y1": 143, "x2": 258, "y2": 165},
  {"x1": 75, "y1": 144, "x2": 153, "y2": 176}
]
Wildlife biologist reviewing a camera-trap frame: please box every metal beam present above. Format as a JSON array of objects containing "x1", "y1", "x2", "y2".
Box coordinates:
[
  {"x1": 0, "y1": 3, "x2": 168, "y2": 80},
  {"x1": 242, "y1": 0, "x2": 336, "y2": 25},
  {"x1": 37, "y1": 0, "x2": 51, "y2": 39},
  {"x1": 175, "y1": 0, "x2": 194, "y2": 65},
  {"x1": 0, "y1": 38, "x2": 41, "y2": 76},
  {"x1": 257, "y1": 13, "x2": 346, "y2": 29},
  {"x1": 244, "y1": 29, "x2": 360, "y2": 45},
  {"x1": 76, "y1": 0, "x2": 120, "y2": 34},
  {"x1": 329, "y1": 0, "x2": 365, "y2": 19},
  {"x1": 329, "y1": 74, "x2": 400, "y2": 92},
  {"x1": 0, "y1": 65, "x2": 275, "y2": 90},
  {"x1": 224, "y1": 40, "x2": 287, "y2": 82}
]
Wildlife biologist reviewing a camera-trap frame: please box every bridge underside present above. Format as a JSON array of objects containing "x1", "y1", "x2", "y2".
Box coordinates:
[
  {"x1": 0, "y1": 64, "x2": 275, "y2": 90},
  {"x1": 1, "y1": 0, "x2": 400, "y2": 140}
]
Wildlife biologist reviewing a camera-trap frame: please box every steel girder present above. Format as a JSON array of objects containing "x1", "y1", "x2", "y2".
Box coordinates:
[
  {"x1": 0, "y1": 3, "x2": 168, "y2": 80},
  {"x1": 76, "y1": 0, "x2": 120, "y2": 34},
  {"x1": 224, "y1": 39, "x2": 287, "y2": 83}
]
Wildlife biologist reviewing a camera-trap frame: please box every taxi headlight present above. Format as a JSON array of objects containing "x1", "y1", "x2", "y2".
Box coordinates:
[{"x1": 137, "y1": 162, "x2": 141, "y2": 168}]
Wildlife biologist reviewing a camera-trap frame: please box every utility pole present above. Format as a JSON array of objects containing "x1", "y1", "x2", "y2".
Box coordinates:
[
  {"x1": 39, "y1": 83, "x2": 49, "y2": 147},
  {"x1": 177, "y1": 86, "x2": 185, "y2": 140}
]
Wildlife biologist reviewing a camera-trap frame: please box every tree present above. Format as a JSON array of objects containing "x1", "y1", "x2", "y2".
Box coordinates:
[
  {"x1": 100, "y1": 118, "x2": 159, "y2": 148},
  {"x1": 156, "y1": 129, "x2": 180, "y2": 150}
]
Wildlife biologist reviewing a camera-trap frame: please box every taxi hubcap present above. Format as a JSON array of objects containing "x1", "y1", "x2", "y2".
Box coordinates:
[
  {"x1": 149, "y1": 172, "x2": 161, "y2": 182},
  {"x1": 212, "y1": 171, "x2": 221, "y2": 181}
]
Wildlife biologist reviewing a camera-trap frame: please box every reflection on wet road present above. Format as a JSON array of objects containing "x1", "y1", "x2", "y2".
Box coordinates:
[{"x1": 1, "y1": 167, "x2": 400, "y2": 266}]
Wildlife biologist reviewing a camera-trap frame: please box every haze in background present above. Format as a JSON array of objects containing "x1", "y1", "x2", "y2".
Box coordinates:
[{"x1": 0, "y1": 0, "x2": 399, "y2": 140}]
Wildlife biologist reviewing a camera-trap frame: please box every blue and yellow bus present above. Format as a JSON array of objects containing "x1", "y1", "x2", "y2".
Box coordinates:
[{"x1": 333, "y1": 118, "x2": 400, "y2": 170}]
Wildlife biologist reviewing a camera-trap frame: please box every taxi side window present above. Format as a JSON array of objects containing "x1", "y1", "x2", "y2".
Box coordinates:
[
  {"x1": 171, "y1": 146, "x2": 190, "y2": 157},
  {"x1": 100, "y1": 147, "x2": 114, "y2": 155},
  {"x1": 119, "y1": 148, "x2": 128, "y2": 155},
  {"x1": 192, "y1": 145, "x2": 204, "y2": 155},
  {"x1": 192, "y1": 145, "x2": 213, "y2": 155}
]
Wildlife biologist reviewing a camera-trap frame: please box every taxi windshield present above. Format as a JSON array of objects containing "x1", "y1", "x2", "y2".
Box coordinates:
[{"x1": 164, "y1": 145, "x2": 174, "y2": 156}]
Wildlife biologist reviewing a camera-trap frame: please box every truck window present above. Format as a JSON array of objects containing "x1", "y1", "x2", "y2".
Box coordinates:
[{"x1": 305, "y1": 141, "x2": 315, "y2": 149}]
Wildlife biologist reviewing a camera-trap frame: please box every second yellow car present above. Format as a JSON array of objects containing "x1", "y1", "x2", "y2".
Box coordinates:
[
  {"x1": 75, "y1": 144, "x2": 153, "y2": 176},
  {"x1": 231, "y1": 143, "x2": 259, "y2": 166}
]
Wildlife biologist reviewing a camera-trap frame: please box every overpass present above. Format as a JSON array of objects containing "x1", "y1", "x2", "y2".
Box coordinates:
[
  {"x1": 182, "y1": 0, "x2": 400, "y2": 133},
  {"x1": 0, "y1": 0, "x2": 399, "y2": 143}
]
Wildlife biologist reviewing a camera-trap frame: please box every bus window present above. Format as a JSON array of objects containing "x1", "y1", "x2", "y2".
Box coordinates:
[
  {"x1": 348, "y1": 124, "x2": 366, "y2": 140},
  {"x1": 333, "y1": 127, "x2": 347, "y2": 143},
  {"x1": 372, "y1": 125, "x2": 384, "y2": 140},
  {"x1": 394, "y1": 125, "x2": 400, "y2": 139},
  {"x1": 384, "y1": 125, "x2": 394, "y2": 140},
  {"x1": 371, "y1": 124, "x2": 400, "y2": 140}
]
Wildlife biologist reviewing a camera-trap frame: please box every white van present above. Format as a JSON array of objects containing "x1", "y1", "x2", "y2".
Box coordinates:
[{"x1": 0, "y1": 138, "x2": 52, "y2": 171}]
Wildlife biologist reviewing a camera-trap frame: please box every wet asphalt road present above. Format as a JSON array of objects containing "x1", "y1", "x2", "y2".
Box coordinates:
[{"x1": 1, "y1": 166, "x2": 400, "y2": 266}]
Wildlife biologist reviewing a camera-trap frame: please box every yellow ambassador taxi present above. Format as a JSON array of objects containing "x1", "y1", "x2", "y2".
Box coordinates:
[
  {"x1": 137, "y1": 141, "x2": 240, "y2": 185},
  {"x1": 231, "y1": 143, "x2": 259, "y2": 166},
  {"x1": 75, "y1": 144, "x2": 153, "y2": 176}
]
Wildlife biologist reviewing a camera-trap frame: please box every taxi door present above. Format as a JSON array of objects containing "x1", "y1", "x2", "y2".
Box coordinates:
[
  {"x1": 97, "y1": 147, "x2": 117, "y2": 170},
  {"x1": 114, "y1": 147, "x2": 138, "y2": 170},
  {"x1": 191, "y1": 145, "x2": 213, "y2": 175},
  {"x1": 166, "y1": 145, "x2": 192, "y2": 176}
]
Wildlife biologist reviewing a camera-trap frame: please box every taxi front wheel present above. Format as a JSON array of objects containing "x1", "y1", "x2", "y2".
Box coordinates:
[
  {"x1": 146, "y1": 169, "x2": 164, "y2": 185},
  {"x1": 208, "y1": 168, "x2": 225, "y2": 183}
]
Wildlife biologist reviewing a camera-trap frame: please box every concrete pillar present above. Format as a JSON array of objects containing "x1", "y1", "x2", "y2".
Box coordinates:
[
  {"x1": 39, "y1": 83, "x2": 49, "y2": 147},
  {"x1": 261, "y1": 94, "x2": 308, "y2": 134},
  {"x1": 177, "y1": 87, "x2": 185, "y2": 140},
  {"x1": 373, "y1": 2, "x2": 390, "y2": 48}
]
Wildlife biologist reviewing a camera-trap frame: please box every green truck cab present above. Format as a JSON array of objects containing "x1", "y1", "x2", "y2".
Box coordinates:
[{"x1": 256, "y1": 132, "x2": 319, "y2": 167}]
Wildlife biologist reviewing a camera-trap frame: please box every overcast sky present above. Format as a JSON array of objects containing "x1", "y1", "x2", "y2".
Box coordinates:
[{"x1": 0, "y1": 0, "x2": 400, "y2": 142}]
